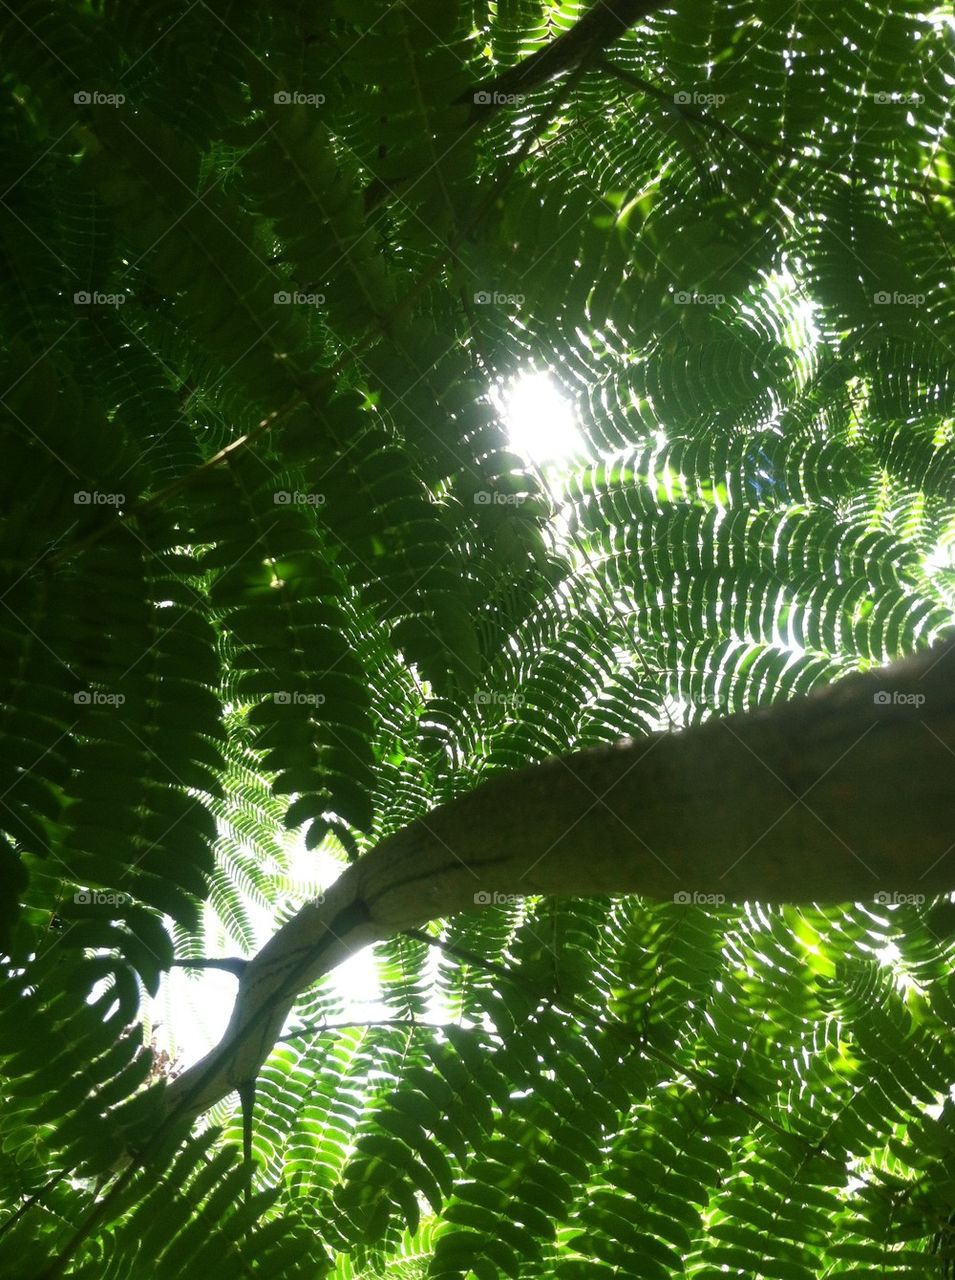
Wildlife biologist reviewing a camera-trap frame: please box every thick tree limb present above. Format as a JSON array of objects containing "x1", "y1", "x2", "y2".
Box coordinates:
[{"x1": 164, "y1": 638, "x2": 955, "y2": 1123}]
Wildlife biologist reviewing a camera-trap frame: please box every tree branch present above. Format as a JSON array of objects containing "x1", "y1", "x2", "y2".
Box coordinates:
[
  {"x1": 464, "y1": 0, "x2": 667, "y2": 121},
  {"x1": 172, "y1": 957, "x2": 248, "y2": 978},
  {"x1": 364, "y1": 0, "x2": 666, "y2": 212},
  {"x1": 163, "y1": 637, "x2": 955, "y2": 1126}
]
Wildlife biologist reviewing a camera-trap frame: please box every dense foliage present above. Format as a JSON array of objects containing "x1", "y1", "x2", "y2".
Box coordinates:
[{"x1": 1, "y1": 1, "x2": 954, "y2": 1276}]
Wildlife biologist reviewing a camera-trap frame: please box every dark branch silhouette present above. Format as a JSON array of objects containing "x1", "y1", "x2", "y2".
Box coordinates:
[
  {"x1": 364, "y1": 0, "x2": 666, "y2": 212},
  {"x1": 171, "y1": 957, "x2": 248, "y2": 978},
  {"x1": 463, "y1": 0, "x2": 667, "y2": 120}
]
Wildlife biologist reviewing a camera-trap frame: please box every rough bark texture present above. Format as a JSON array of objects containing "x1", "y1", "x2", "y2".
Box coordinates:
[{"x1": 165, "y1": 638, "x2": 955, "y2": 1123}]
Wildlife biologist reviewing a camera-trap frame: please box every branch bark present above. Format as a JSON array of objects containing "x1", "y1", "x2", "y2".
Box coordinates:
[
  {"x1": 465, "y1": 0, "x2": 666, "y2": 120},
  {"x1": 164, "y1": 638, "x2": 955, "y2": 1124},
  {"x1": 364, "y1": 0, "x2": 665, "y2": 212},
  {"x1": 171, "y1": 957, "x2": 247, "y2": 977}
]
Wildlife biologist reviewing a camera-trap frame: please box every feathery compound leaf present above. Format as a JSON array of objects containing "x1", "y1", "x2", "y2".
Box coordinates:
[{"x1": 1, "y1": 1, "x2": 955, "y2": 1276}]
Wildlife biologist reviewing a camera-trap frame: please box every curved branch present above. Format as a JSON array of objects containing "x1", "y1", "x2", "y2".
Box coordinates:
[{"x1": 164, "y1": 637, "x2": 955, "y2": 1125}]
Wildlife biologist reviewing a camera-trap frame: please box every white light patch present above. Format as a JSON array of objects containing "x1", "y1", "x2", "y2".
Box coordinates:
[
  {"x1": 495, "y1": 369, "x2": 584, "y2": 465},
  {"x1": 152, "y1": 841, "x2": 386, "y2": 1073},
  {"x1": 925, "y1": 539, "x2": 955, "y2": 573}
]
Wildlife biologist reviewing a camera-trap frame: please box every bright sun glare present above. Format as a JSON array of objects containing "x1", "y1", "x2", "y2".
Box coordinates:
[{"x1": 495, "y1": 369, "x2": 584, "y2": 465}]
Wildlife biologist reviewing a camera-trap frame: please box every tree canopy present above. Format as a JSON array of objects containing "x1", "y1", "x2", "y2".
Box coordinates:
[{"x1": 1, "y1": 1, "x2": 954, "y2": 1278}]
